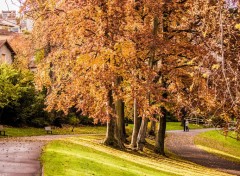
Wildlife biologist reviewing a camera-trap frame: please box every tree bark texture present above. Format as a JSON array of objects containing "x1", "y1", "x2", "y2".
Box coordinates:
[
  {"x1": 154, "y1": 107, "x2": 167, "y2": 155},
  {"x1": 115, "y1": 76, "x2": 126, "y2": 142},
  {"x1": 131, "y1": 98, "x2": 141, "y2": 149},
  {"x1": 137, "y1": 117, "x2": 148, "y2": 151},
  {"x1": 115, "y1": 99, "x2": 126, "y2": 142},
  {"x1": 149, "y1": 118, "x2": 156, "y2": 136},
  {"x1": 104, "y1": 90, "x2": 124, "y2": 149}
]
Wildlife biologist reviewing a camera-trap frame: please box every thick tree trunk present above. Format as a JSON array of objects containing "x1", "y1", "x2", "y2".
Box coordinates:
[
  {"x1": 115, "y1": 76, "x2": 126, "y2": 142},
  {"x1": 137, "y1": 117, "x2": 148, "y2": 151},
  {"x1": 104, "y1": 114, "x2": 116, "y2": 145},
  {"x1": 131, "y1": 98, "x2": 141, "y2": 149},
  {"x1": 148, "y1": 119, "x2": 156, "y2": 136},
  {"x1": 154, "y1": 107, "x2": 167, "y2": 155},
  {"x1": 153, "y1": 0, "x2": 170, "y2": 156},
  {"x1": 115, "y1": 99, "x2": 126, "y2": 142},
  {"x1": 104, "y1": 90, "x2": 124, "y2": 149}
]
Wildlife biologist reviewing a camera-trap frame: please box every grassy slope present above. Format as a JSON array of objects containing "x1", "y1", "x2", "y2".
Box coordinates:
[
  {"x1": 41, "y1": 136, "x2": 230, "y2": 176},
  {"x1": 195, "y1": 130, "x2": 240, "y2": 163}
]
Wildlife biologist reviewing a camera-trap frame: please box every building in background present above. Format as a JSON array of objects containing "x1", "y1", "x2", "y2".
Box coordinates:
[
  {"x1": 0, "y1": 10, "x2": 20, "y2": 32},
  {"x1": 20, "y1": 18, "x2": 33, "y2": 32},
  {"x1": 0, "y1": 10, "x2": 17, "y2": 24},
  {"x1": 0, "y1": 29, "x2": 15, "y2": 40},
  {"x1": 0, "y1": 19, "x2": 20, "y2": 32},
  {"x1": 0, "y1": 40, "x2": 15, "y2": 64},
  {"x1": 0, "y1": 10, "x2": 33, "y2": 33}
]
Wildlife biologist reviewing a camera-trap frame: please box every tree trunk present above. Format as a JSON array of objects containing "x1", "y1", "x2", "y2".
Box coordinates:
[
  {"x1": 115, "y1": 76, "x2": 126, "y2": 142},
  {"x1": 154, "y1": 107, "x2": 167, "y2": 155},
  {"x1": 148, "y1": 118, "x2": 156, "y2": 136},
  {"x1": 137, "y1": 117, "x2": 148, "y2": 151},
  {"x1": 115, "y1": 99, "x2": 126, "y2": 142},
  {"x1": 153, "y1": 0, "x2": 170, "y2": 156},
  {"x1": 104, "y1": 90, "x2": 124, "y2": 149},
  {"x1": 131, "y1": 98, "x2": 141, "y2": 149},
  {"x1": 104, "y1": 113, "x2": 116, "y2": 146}
]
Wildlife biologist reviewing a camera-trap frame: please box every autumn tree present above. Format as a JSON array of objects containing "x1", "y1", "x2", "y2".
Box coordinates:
[{"x1": 22, "y1": 0, "x2": 240, "y2": 152}]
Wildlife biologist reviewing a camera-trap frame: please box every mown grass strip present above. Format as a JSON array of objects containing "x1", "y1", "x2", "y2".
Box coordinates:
[
  {"x1": 195, "y1": 130, "x2": 240, "y2": 164},
  {"x1": 41, "y1": 136, "x2": 231, "y2": 176}
]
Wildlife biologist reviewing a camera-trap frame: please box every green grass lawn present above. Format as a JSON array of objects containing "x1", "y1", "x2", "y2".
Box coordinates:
[
  {"x1": 166, "y1": 122, "x2": 204, "y2": 131},
  {"x1": 41, "y1": 135, "x2": 230, "y2": 176},
  {"x1": 195, "y1": 130, "x2": 240, "y2": 163},
  {"x1": 0, "y1": 122, "x2": 204, "y2": 138},
  {"x1": 0, "y1": 126, "x2": 106, "y2": 138},
  {"x1": 126, "y1": 122, "x2": 203, "y2": 135}
]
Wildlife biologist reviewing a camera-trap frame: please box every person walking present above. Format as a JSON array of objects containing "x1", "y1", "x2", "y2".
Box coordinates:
[
  {"x1": 183, "y1": 118, "x2": 186, "y2": 132},
  {"x1": 186, "y1": 120, "x2": 189, "y2": 132}
]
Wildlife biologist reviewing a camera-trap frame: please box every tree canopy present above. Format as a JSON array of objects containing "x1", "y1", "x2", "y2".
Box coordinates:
[{"x1": 21, "y1": 0, "x2": 240, "y2": 149}]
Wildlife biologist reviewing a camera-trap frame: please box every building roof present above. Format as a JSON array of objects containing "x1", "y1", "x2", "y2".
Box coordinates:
[
  {"x1": 0, "y1": 40, "x2": 16, "y2": 55},
  {"x1": 0, "y1": 19, "x2": 18, "y2": 27},
  {"x1": 0, "y1": 29, "x2": 14, "y2": 36}
]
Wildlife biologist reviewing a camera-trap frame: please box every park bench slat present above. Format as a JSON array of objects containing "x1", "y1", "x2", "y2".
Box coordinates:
[{"x1": 45, "y1": 126, "x2": 52, "y2": 134}]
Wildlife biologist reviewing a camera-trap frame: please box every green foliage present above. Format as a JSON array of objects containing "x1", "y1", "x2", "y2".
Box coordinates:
[
  {"x1": 0, "y1": 64, "x2": 31, "y2": 109},
  {"x1": 67, "y1": 113, "x2": 79, "y2": 125},
  {"x1": 166, "y1": 112, "x2": 178, "y2": 122},
  {"x1": 0, "y1": 64, "x2": 49, "y2": 126},
  {"x1": 34, "y1": 49, "x2": 45, "y2": 63}
]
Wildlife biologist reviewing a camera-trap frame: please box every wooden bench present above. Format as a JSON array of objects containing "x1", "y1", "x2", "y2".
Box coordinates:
[
  {"x1": 0, "y1": 125, "x2": 6, "y2": 136},
  {"x1": 45, "y1": 126, "x2": 52, "y2": 134}
]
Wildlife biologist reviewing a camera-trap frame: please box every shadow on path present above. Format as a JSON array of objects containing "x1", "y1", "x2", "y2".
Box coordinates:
[{"x1": 166, "y1": 129, "x2": 240, "y2": 175}]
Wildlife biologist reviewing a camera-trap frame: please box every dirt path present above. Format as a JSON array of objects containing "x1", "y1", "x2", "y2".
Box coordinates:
[{"x1": 166, "y1": 129, "x2": 240, "y2": 176}]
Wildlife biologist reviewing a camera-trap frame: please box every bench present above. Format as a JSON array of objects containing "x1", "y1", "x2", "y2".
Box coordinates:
[
  {"x1": 0, "y1": 125, "x2": 6, "y2": 136},
  {"x1": 45, "y1": 126, "x2": 52, "y2": 134}
]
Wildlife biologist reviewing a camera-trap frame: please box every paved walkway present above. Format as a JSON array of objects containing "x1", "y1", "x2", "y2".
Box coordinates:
[
  {"x1": 0, "y1": 135, "x2": 82, "y2": 176},
  {"x1": 166, "y1": 129, "x2": 240, "y2": 175}
]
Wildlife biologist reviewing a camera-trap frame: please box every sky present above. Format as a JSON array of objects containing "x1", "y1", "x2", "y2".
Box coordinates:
[{"x1": 0, "y1": 0, "x2": 22, "y2": 12}]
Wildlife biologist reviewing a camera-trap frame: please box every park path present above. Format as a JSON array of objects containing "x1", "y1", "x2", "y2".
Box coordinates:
[
  {"x1": 166, "y1": 129, "x2": 240, "y2": 176},
  {"x1": 0, "y1": 134, "x2": 89, "y2": 176}
]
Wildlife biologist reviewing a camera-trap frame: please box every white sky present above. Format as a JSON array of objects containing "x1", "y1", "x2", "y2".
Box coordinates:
[{"x1": 0, "y1": 0, "x2": 22, "y2": 12}]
